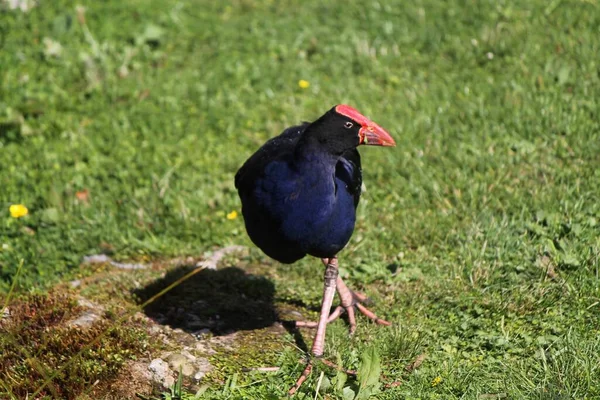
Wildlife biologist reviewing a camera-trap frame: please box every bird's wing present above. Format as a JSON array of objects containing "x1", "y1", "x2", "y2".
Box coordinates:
[
  {"x1": 335, "y1": 148, "x2": 362, "y2": 208},
  {"x1": 235, "y1": 123, "x2": 309, "y2": 192}
]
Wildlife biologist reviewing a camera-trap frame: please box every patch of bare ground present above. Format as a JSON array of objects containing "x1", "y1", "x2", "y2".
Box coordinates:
[{"x1": 2, "y1": 246, "x2": 312, "y2": 398}]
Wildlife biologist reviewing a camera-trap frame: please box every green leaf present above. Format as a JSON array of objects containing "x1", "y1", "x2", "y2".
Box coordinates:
[
  {"x1": 194, "y1": 384, "x2": 209, "y2": 397},
  {"x1": 561, "y1": 253, "x2": 580, "y2": 268},
  {"x1": 334, "y1": 352, "x2": 348, "y2": 391},
  {"x1": 557, "y1": 66, "x2": 570, "y2": 85},
  {"x1": 356, "y1": 347, "x2": 381, "y2": 399},
  {"x1": 52, "y1": 14, "x2": 73, "y2": 36},
  {"x1": 342, "y1": 386, "x2": 356, "y2": 400},
  {"x1": 319, "y1": 376, "x2": 332, "y2": 393},
  {"x1": 136, "y1": 24, "x2": 165, "y2": 46},
  {"x1": 41, "y1": 208, "x2": 60, "y2": 224}
]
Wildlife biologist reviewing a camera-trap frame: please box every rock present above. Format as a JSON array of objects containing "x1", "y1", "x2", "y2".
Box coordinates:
[
  {"x1": 166, "y1": 353, "x2": 194, "y2": 377},
  {"x1": 106, "y1": 361, "x2": 153, "y2": 398},
  {"x1": 82, "y1": 253, "x2": 147, "y2": 270},
  {"x1": 148, "y1": 358, "x2": 174, "y2": 387},
  {"x1": 129, "y1": 361, "x2": 152, "y2": 381},
  {"x1": 193, "y1": 328, "x2": 211, "y2": 338},
  {"x1": 170, "y1": 329, "x2": 197, "y2": 347},
  {"x1": 67, "y1": 297, "x2": 105, "y2": 328},
  {"x1": 67, "y1": 311, "x2": 102, "y2": 328},
  {"x1": 77, "y1": 297, "x2": 98, "y2": 308},
  {"x1": 181, "y1": 349, "x2": 196, "y2": 361},
  {"x1": 148, "y1": 325, "x2": 162, "y2": 334},
  {"x1": 166, "y1": 353, "x2": 185, "y2": 367},
  {"x1": 111, "y1": 260, "x2": 146, "y2": 270},
  {"x1": 69, "y1": 279, "x2": 81, "y2": 288},
  {"x1": 194, "y1": 371, "x2": 206, "y2": 381},
  {"x1": 193, "y1": 357, "x2": 213, "y2": 381},
  {"x1": 133, "y1": 311, "x2": 150, "y2": 321},
  {"x1": 210, "y1": 332, "x2": 237, "y2": 351},
  {"x1": 83, "y1": 254, "x2": 111, "y2": 264},
  {"x1": 182, "y1": 365, "x2": 197, "y2": 378},
  {"x1": 196, "y1": 245, "x2": 245, "y2": 270},
  {"x1": 194, "y1": 341, "x2": 217, "y2": 355}
]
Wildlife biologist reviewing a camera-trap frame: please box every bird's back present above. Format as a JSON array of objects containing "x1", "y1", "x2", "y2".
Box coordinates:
[{"x1": 235, "y1": 123, "x2": 308, "y2": 194}]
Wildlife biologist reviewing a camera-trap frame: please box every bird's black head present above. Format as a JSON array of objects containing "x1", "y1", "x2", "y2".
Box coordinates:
[{"x1": 301, "y1": 105, "x2": 395, "y2": 156}]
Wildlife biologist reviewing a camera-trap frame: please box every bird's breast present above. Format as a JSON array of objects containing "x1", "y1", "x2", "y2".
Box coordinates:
[
  {"x1": 250, "y1": 160, "x2": 355, "y2": 257},
  {"x1": 256, "y1": 161, "x2": 335, "y2": 225}
]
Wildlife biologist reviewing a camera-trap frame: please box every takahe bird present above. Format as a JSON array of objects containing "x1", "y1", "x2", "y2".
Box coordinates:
[{"x1": 235, "y1": 104, "x2": 395, "y2": 393}]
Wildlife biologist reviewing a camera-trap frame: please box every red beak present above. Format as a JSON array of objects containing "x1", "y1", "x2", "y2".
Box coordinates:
[
  {"x1": 359, "y1": 124, "x2": 396, "y2": 147},
  {"x1": 335, "y1": 104, "x2": 396, "y2": 147}
]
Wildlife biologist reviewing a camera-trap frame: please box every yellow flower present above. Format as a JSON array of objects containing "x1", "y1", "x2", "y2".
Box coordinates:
[
  {"x1": 298, "y1": 79, "x2": 310, "y2": 89},
  {"x1": 9, "y1": 204, "x2": 28, "y2": 218},
  {"x1": 226, "y1": 210, "x2": 238, "y2": 220},
  {"x1": 431, "y1": 376, "x2": 442, "y2": 387}
]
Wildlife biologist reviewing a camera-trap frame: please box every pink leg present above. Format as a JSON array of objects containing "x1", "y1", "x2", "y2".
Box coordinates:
[
  {"x1": 288, "y1": 257, "x2": 339, "y2": 395},
  {"x1": 310, "y1": 257, "x2": 338, "y2": 357}
]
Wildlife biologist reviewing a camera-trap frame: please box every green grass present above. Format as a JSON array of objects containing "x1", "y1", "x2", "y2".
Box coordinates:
[{"x1": 1, "y1": 0, "x2": 600, "y2": 398}]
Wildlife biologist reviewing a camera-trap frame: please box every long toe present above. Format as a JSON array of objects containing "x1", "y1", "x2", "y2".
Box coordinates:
[
  {"x1": 351, "y1": 290, "x2": 374, "y2": 306},
  {"x1": 337, "y1": 277, "x2": 391, "y2": 332},
  {"x1": 355, "y1": 302, "x2": 392, "y2": 326},
  {"x1": 295, "y1": 293, "x2": 391, "y2": 333},
  {"x1": 288, "y1": 361, "x2": 313, "y2": 396}
]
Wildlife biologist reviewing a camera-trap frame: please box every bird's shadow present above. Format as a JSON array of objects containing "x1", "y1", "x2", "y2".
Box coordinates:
[{"x1": 133, "y1": 265, "x2": 278, "y2": 336}]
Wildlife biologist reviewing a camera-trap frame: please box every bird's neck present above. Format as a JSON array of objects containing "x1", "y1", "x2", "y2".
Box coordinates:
[
  {"x1": 293, "y1": 137, "x2": 339, "y2": 170},
  {"x1": 293, "y1": 122, "x2": 341, "y2": 166}
]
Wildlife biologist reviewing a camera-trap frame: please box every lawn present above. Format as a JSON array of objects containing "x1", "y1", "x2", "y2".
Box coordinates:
[{"x1": 1, "y1": 0, "x2": 600, "y2": 398}]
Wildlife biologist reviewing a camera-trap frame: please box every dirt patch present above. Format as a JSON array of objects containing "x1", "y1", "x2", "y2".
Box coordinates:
[
  {"x1": 0, "y1": 291, "x2": 149, "y2": 399},
  {"x1": 1, "y1": 247, "x2": 313, "y2": 399},
  {"x1": 87, "y1": 361, "x2": 154, "y2": 400}
]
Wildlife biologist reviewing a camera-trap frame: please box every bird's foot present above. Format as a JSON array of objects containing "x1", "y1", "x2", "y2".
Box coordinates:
[
  {"x1": 289, "y1": 257, "x2": 390, "y2": 395},
  {"x1": 295, "y1": 274, "x2": 391, "y2": 335}
]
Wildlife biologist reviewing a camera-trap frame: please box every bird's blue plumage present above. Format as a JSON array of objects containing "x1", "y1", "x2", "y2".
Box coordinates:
[{"x1": 235, "y1": 122, "x2": 362, "y2": 264}]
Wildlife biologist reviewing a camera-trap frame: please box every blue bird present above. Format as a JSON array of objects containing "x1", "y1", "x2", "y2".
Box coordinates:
[{"x1": 235, "y1": 105, "x2": 395, "y2": 394}]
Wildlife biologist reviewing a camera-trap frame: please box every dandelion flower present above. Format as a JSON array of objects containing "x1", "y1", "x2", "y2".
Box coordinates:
[
  {"x1": 298, "y1": 79, "x2": 310, "y2": 89},
  {"x1": 226, "y1": 210, "x2": 238, "y2": 220},
  {"x1": 431, "y1": 376, "x2": 442, "y2": 387},
  {"x1": 9, "y1": 204, "x2": 28, "y2": 218}
]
